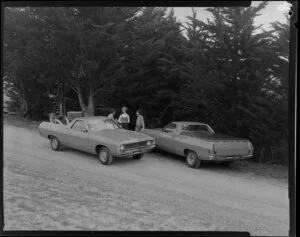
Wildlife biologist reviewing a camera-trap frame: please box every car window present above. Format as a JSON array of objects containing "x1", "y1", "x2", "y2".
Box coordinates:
[
  {"x1": 87, "y1": 119, "x2": 121, "y2": 132},
  {"x1": 87, "y1": 120, "x2": 106, "y2": 132},
  {"x1": 71, "y1": 120, "x2": 86, "y2": 132},
  {"x1": 104, "y1": 119, "x2": 121, "y2": 129},
  {"x1": 182, "y1": 124, "x2": 213, "y2": 133},
  {"x1": 164, "y1": 123, "x2": 177, "y2": 130}
]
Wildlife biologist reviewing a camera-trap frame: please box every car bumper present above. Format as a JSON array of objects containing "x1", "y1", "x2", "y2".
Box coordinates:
[
  {"x1": 113, "y1": 145, "x2": 155, "y2": 158},
  {"x1": 208, "y1": 154, "x2": 253, "y2": 161}
]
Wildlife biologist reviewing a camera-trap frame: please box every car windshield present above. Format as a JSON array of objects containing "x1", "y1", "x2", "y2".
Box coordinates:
[
  {"x1": 87, "y1": 119, "x2": 121, "y2": 132},
  {"x1": 181, "y1": 124, "x2": 214, "y2": 133}
]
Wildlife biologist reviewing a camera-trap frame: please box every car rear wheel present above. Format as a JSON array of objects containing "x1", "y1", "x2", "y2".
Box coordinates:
[
  {"x1": 50, "y1": 136, "x2": 61, "y2": 151},
  {"x1": 186, "y1": 150, "x2": 202, "y2": 168},
  {"x1": 98, "y1": 147, "x2": 113, "y2": 165},
  {"x1": 133, "y1": 153, "x2": 144, "y2": 159}
]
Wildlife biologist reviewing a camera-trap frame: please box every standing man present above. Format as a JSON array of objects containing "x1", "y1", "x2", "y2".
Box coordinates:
[
  {"x1": 118, "y1": 106, "x2": 130, "y2": 129},
  {"x1": 135, "y1": 109, "x2": 145, "y2": 132}
]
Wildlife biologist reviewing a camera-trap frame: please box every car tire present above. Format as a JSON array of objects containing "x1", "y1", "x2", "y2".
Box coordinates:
[
  {"x1": 186, "y1": 150, "x2": 201, "y2": 168},
  {"x1": 133, "y1": 154, "x2": 144, "y2": 159},
  {"x1": 98, "y1": 147, "x2": 113, "y2": 165},
  {"x1": 50, "y1": 136, "x2": 61, "y2": 151}
]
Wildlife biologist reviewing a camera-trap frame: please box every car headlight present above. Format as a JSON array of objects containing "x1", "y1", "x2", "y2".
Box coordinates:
[
  {"x1": 147, "y1": 140, "x2": 154, "y2": 146},
  {"x1": 120, "y1": 145, "x2": 125, "y2": 151}
]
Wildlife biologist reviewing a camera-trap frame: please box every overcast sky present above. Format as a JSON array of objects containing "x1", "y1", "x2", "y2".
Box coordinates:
[{"x1": 171, "y1": 1, "x2": 290, "y2": 31}]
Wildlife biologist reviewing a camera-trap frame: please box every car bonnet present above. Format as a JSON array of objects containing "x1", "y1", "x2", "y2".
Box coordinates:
[{"x1": 94, "y1": 129, "x2": 153, "y2": 143}]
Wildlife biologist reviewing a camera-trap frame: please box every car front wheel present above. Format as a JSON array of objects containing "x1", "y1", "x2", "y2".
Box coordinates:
[
  {"x1": 186, "y1": 150, "x2": 202, "y2": 168},
  {"x1": 50, "y1": 136, "x2": 61, "y2": 151},
  {"x1": 98, "y1": 147, "x2": 113, "y2": 165}
]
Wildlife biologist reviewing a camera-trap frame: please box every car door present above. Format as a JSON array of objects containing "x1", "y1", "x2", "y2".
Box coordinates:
[
  {"x1": 159, "y1": 123, "x2": 177, "y2": 153},
  {"x1": 173, "y1": 124, "x2": 188, "y2": 156},
  {"x1": 68, "y1": 120, "x2": 90, "y2": 152}
]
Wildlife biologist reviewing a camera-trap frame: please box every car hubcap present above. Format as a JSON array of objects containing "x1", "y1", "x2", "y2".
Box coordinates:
[
  {"x1": 100, "y1": 151, "x2": 107, "y2": 162},
  {"x1": 52, "y1": 139, "x2": 58, "y2": 149},
  {"x1": 187, "y1": 153, "x2": 195, "y2": 165}
]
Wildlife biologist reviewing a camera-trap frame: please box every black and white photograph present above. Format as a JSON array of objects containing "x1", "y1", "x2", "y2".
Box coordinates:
[{"x1": 2, "y1": 1, "x2": 296, "y2": 236}]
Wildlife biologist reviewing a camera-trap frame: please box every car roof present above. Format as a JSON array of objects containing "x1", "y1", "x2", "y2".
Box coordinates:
[
  {"x1": 172, "y1": 121, "x2": 209, "y2": 126},
  {"x1": 74, "y1": 116, "x2": 108, "y2": 122}
]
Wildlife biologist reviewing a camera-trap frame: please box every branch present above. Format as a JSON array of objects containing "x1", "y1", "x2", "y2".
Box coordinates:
[
  {"x1": 91, "y1": 87, "x2": 106, "y2": 96},
  {"x1": 158, "y1": 104, "x2": 171, "y2": 122},
  {"x1": 62, "y1": 68, "x2": 80, "y2": 92},
  {"x1": 91, "y1": 76, "x2": 120, "y2": 96},
  {"x1": 69, "y1": 84, "x2": 78, "y2": 94}
]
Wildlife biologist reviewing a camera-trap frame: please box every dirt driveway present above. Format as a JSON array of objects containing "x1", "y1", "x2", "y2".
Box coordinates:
[{"x1": 3, "y1": 122, "x2": 289, "y2": 235}]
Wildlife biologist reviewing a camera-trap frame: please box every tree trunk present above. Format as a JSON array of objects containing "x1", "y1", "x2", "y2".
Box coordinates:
[
  {"x1": 59, "y1": 83, "x2": 64, "y2": 116},
  {"x1": 231, "y1": 51, "x2": 238, "y2": 112},
  {"x1": 85, "y1": 93, "x2": 95, "y2": 116},
  {"x1": 77, "y1": 86, "x2": 88, "y2": 113},
  {"x1": 259, "y1": 148, "x2": 264, "y2": 164},
  {"x1": 158, "y1": 104, "x2": 170, "y2": 125},
  {"x1": 85, "y1": 77, "x2": 95, "y2": 116},
  {"x1": 76, "y1": 86, "x2": 95, "y2": 116},
  {"x1": 63, "y1": 97, "x2": 66, "y2": 115},
  {"x1": 59, "y1": 102, "x2": 63, "y2": 116},
  {"x1": 20, "y1": 98, "x2": 28, "y2": 117},
  {"x1": 19, "y1": 80, "x2": 28, "y2": 117}
]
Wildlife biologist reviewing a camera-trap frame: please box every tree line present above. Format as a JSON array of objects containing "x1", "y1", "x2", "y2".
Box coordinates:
[{"x1": 3, "y1": 4, "x2": 290, "y2": 164}]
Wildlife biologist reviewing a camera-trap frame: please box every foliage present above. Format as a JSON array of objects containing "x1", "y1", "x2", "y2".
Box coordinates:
[
  {"x1": 107, "y1": 7, "x2": 187, "y2": 127},
  {"x1": 174, "y1": 4, "x2": 289, "y2": 163},
  {"x1": 3, "y1": 7, "x2": 52, "y2": 118},
  {"x1": 3, "y1": 5, "x2": 290, "y2": 164}
]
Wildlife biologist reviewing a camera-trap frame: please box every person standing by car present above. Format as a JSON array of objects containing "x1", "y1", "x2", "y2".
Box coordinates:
[
  {"x1": 135, "y1": 109, "x2": 145, "y2": 132},
  {"x1": 108, "y1": 108, "x2": 116, "y2": 120},
  {"x1": 118, "y1": 106, "x2": 130, "y2": 129}
]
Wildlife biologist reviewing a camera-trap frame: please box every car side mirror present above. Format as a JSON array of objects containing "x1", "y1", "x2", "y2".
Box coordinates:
[{"x1": 162, "y1": 128, "x2": 168, "y2": 133}]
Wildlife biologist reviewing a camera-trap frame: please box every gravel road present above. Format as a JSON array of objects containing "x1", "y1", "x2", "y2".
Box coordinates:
[{"x1": 3, "y1": 123, "x2": 289, "y2": 235}]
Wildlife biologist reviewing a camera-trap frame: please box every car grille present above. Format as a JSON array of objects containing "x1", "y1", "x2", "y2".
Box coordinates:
[{"x1": 124, "y1": 141, "x2": 148, "y2": 150}]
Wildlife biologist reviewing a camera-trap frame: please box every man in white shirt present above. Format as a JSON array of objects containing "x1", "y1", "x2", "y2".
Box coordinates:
[{"x1": 135, "y1": 109, "x2": 145, "y2": 132}]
